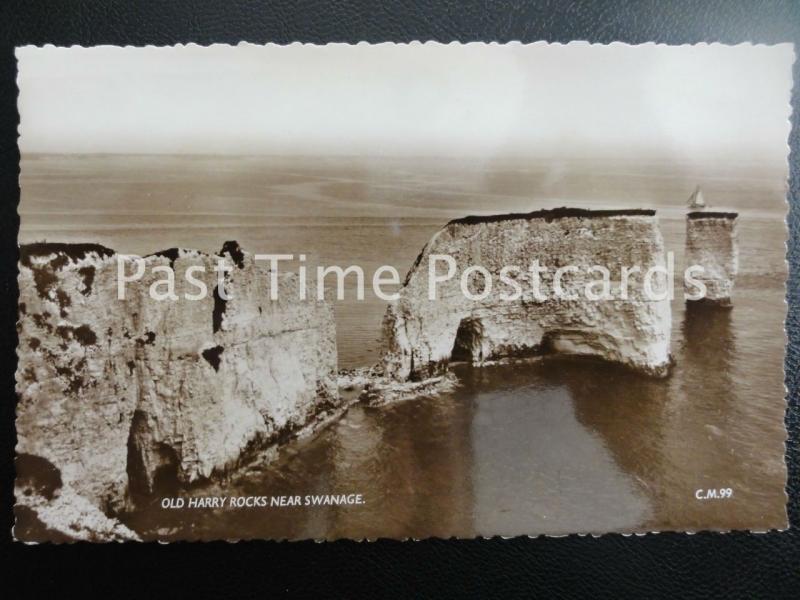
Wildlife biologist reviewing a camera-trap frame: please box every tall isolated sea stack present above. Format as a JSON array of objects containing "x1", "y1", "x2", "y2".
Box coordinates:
[
  {"x1": 15, "y1": 242, "x2": 339, "y2": 541},
  {"x1": 381, "y1": 208, "x2": 673, "y2": 381},
  {"x1": 684, "y1": 212, "x2": 739, "y2": 307}
]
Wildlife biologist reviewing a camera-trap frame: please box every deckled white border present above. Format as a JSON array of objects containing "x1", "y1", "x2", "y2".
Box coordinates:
[{"x1": 12, "y1": 40, "x2": 797, "y2": 544}]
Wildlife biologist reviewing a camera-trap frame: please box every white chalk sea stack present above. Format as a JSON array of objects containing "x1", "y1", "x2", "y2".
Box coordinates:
[
  {"x1": 684, "y1": 212, "x2": 739, "y2": 307},
  {"x1": 15, "y1": 242, "x2": 339, "y2": 541},
  {"x1": 381, "y1": 208, "x2": 673, "y2": 381}
]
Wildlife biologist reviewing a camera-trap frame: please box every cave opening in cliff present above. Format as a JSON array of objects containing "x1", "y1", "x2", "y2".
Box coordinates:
[
  {"x1": 127, "y1": 410, "x2": 182, "y2": 504},
  {"x1": 451, "y1": 317, "x2": 485, "y2": 363}
]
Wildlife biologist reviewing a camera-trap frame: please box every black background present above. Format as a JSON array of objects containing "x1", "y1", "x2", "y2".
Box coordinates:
[{"x1": 1, "y1": 1, "x2": 799, "y2": 597}]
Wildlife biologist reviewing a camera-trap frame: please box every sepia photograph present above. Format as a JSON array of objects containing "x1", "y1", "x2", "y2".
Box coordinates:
[{"x1": 13, "y1": 41, "x2": 794, "y2": 542}]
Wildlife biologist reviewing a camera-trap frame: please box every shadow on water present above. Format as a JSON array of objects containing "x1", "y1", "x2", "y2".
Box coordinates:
[
  {"x1": 561, "y1": 305, "x2": 740, "y2": 532},
  {"x1": 457, "y1": 362, "x2": 653, "y2": 536},
  {"x1": 566, "y1": 303, "x2": 785, "y2": 532},
  {"x1": 460, "y1": 299, "x2": 784, "y2": 535}
]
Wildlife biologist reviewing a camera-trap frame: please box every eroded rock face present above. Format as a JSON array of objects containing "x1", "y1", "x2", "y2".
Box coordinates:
[
  {"x1": 685, "y1": 212, "x2": 739, "y2": 307},
  {"x1": 382, "y1": 208, "x2": 672, "y2": 380},
  {"x1": 16, "y1": 242, "x2": 338, "y2": 540}
]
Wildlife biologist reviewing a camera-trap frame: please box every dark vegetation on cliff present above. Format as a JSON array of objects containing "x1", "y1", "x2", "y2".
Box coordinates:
[
  {"x1": 219, "y1": 240, "x2": 245, "y2": 269},
  {"x1": 212, "y1": 286, "x2": 227, "y2": 333},
  {"x1": 448, "y1": 207, "x2": 656, "y2": 226},
  {"x1": 145, "y1": 247, "x2": 181, "y2": 268},
  {"x1": 19, "y1": 242, "x2": 115, "y2": 268},
  {"x1": 201, "y1": 345, "x2": 225, "y2": 371},
  {"x1": 20, "y1": 243, "x2": 115, "y2": 302},
  {"x1": 688, "y1": 211, "x2": 739, "y2": 220}
]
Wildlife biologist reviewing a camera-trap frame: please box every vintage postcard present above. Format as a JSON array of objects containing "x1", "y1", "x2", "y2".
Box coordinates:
[{"x1": 14, "y1": 42, "x2": 793, "y2": 542}]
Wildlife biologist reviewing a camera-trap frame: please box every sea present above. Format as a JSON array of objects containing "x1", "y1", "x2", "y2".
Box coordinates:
[{"x1": 19, "y1": 153, "x2": 789, "y2": 539}]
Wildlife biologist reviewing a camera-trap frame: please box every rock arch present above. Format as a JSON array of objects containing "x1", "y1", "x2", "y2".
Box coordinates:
[
  {"x1": 451, "y1": 317, "x2": 486, "y2": 363},
  {"x1": 382, "y1": 208, "x2": 672, "y2": 381}
]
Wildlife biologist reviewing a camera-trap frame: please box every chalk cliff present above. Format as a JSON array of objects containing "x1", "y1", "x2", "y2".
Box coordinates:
[
  {"x1": 15, "y1": 242, "x2": 339, "y2": 541},
  {"x1": 382, "y1": 208, "x2": 672, "y2": 381},
  {"x1": 684, "y1": 212, "x2": 739, "y2": 307}
]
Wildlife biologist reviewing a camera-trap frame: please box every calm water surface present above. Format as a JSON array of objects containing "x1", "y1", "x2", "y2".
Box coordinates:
[{"x1": 20, "y1": 154, "x2": 788, "y2": 538}]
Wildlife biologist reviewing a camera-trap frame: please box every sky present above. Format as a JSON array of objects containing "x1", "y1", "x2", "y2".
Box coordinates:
[{"x1": 16, "y1": 42, "x2": 795, "y2": 161}]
